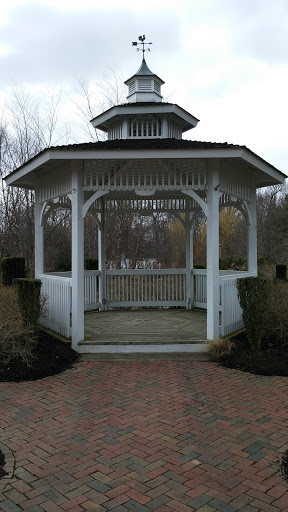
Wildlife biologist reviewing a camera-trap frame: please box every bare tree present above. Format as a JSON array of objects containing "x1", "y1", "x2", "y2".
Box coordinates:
[
  {"x1": 257, "y1": 185, "x2": 287, "y2": 262},
  {"x1": 71, "y1": 68, "x2": 127, "y2": 142},
  {"x1": 0, "y1": 86, "x2": 70, "y2": 271}
]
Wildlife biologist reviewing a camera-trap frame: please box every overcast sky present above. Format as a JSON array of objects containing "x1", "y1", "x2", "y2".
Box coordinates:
[{"x1": 1, "y1": 0, "x2": 288, "y2": 174}]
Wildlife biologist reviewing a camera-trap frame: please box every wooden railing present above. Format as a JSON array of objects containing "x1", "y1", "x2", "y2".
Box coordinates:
[
  {"x1": 106, "y1": 269, "x2": 186, "y2": 307},
  {"x1": 193, "y1": 269, "x2": 207, "y2": 307},
  {"x1": 84, "y1": 270, "x2": 100, "y2": 310},
  {"x1": 38, "y1": 269, "x2": 255, "y2": 339},
  {"x1": 219, "y1": 272, "x2": 256, "y2": 336},
  {"x1": 38, "y1": 273, "x2": 72, "y2": 338}
]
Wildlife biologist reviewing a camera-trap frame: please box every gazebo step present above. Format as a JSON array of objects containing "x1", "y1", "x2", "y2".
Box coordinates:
[
  {"x1": 77, "y1": 342, "x2": 209, "y2": 356},
  {"x1": 79, "y1": 352, "x2": 209, "y2": 361},
  {"x1": 81, "y1": 337, "x2": 206, "y2": 345}
]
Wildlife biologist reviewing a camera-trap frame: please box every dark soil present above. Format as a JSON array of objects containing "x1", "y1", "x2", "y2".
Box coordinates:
[
  {"x1": 0, "y1": 332, "x2": 78, "y2": 382},
  {"x1": 281, "y1": 450, "x2": 288, "y2": 482},
  {"x1": 0, "y1": 449, "x2": 8, "y2": 479},
  {"x1": 216, "y1": 332, "x2": 288, "y2": 376}
]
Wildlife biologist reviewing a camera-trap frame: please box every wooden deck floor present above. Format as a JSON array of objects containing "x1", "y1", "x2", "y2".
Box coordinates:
[{"x1": 83, "y1": 308, "x2": 207, "y2": 345}]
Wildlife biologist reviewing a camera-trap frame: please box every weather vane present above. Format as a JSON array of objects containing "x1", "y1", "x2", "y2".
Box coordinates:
[{"x1": 132, "y1": 35, "x2": 152, "y2": 55}]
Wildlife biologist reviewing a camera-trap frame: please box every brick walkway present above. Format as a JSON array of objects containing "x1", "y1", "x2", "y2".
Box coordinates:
[{"x1": 1, "y1": 361, "x2": 288, "y2": 511}]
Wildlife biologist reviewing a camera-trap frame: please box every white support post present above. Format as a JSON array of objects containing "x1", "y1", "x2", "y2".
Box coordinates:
[
  {"x1": 98, "y1": 198, "x2": 106, "y2": 311},
  {"x1": 162, "y1": 119, "x2": 168, "y2": 138},
  {"x1": 185, "y1": 205, "x2": 193, "y2": 310},
  {"x1": 206, "y1": 161, "x2": 220, "y2": 340},
  {"x1": 247, "y1": 188, "x2": 257, "y2": 274},
  {"x1": 34, "y1": 188, "x2": 44, "y2": 276},
  {"x1": 71, "y1": 161, "x2": 84, "y2": 349},
  {"x1": 122, "y1": 119, "x2": 128, "y2": 139}
]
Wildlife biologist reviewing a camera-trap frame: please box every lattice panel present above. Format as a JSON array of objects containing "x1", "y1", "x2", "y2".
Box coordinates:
[
  {"x1": 220, "y1": 160, "x2": 254, "y2": 201},
  {"x1": 36, "y1": 162, "x2": 72, "y2": 202},
  {"x1": 104, "y1": 197, "x2": 187, "y2": 212},
  {"x1": 83, "y1": 158, "x2": 206, "y2": 193}
]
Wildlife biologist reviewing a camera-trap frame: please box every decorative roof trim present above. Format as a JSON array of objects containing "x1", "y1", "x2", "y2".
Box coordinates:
[
  {"x1": 91, "y1": 103, "x2": 200, "y2": 132},
  {"x1": 5, "y1": 140, "x2": 286, "y2": 188}
]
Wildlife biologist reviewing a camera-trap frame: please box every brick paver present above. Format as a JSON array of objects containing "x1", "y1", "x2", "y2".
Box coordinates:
[{"x1": 1, "y1": 360, "x2": 288, "y2": 511}]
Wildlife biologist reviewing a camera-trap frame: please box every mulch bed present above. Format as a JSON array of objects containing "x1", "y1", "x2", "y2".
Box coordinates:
[
  {"x1": 216, "y1": 332, "x2": 288, "y2": 377},
  {"x1": 0, "y1": 449, "x2": 8, "y2": 479},
  {"x1": 0, "y1": 331, "x2": 78, "y2": 383},
  {"x1": 2, "y1": 330, "x2": 288, "y2": 382}
]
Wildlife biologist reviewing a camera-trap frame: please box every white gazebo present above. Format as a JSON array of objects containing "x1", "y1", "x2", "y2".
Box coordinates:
[{"x1": 5, "y1": 51, "x2": 286, "y2": 353}]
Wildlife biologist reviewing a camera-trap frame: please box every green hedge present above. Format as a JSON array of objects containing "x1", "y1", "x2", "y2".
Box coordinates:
[
  {"x1": 1, "y1": 257, "x2": 25, "y2": 286},
  {"x1": 276, "y1": 264, "x2": 287, "y2": 281},
  {"x1": 13, "y1": 278, "x2": 42, "y2": 333},
  {"x1": 237, "y1": 276, "x2": 270, "y2": 352}
]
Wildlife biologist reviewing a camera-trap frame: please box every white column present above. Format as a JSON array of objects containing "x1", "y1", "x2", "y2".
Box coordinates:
[
  {"x1": 185, "y1": 206, "x2": 193, "y2": 310},
  {"x1": 162, "y1": 119, "x2": 168, "y2": 138},
  {"x1": 98, "y1": 198, "x2": 106, "y2": 311},
  {"x1": 122, "y1": 119, "x2": 128, "y2": 139},
  {"x1": 34, "y1": 188, "x2": 44, "y2": 276},
  {"x1": 247, "y1": 189, "x2": 257, "y2": 274},
  {"x1": 71, "y1": 161, "x2": 84, "y2": 349},
  {"x1": 206, "y1": 160, "x2": 220, "y2": 340}
]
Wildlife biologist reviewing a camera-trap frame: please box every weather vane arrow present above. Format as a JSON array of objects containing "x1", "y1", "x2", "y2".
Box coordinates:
[{"x1": 132, "y1": 35, "x2": 152, "y2": 55}]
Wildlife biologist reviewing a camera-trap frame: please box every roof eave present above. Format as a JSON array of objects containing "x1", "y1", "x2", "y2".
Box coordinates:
[
  {"x1": 5, "y1": 146, "x2": 286, "y2": 189},
  {"x1": 91, "y1": 104, "x2": 200, "y2": 132}
]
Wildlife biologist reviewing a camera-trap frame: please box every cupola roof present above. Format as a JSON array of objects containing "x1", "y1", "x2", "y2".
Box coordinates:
[
  {"x1": 91, "y1": 36, "x2": 199, "y2": 140},
  {"x1": 124, "y1": 58, "x2": 164, "y2": 86}
]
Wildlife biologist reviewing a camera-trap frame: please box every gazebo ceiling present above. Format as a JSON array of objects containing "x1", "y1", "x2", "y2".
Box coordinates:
[{"x1": 5, "y1": 138, "x2": 286, "y2": 191}]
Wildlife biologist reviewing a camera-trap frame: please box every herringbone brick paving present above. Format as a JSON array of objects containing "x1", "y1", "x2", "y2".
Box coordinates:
[{"x1": 1, "y1": 361, "x2": 288, "y2": 511}]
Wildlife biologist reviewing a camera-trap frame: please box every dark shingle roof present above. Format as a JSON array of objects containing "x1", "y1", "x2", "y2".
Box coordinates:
[
  {"x1": 51, "y1": 138, "x2": 241, "y2": 152},
  {"x1": 6, "y1": 138, "x2": 243, "y2": 178}
]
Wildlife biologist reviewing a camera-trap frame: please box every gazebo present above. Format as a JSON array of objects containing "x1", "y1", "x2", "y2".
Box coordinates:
[{"x1": 5, "y1": 49, "x2": 286, "y2": 354}]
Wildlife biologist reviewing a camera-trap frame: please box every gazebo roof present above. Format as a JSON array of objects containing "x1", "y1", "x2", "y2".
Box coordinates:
[
  {"x1": 124, "y1": 58, "x2": 164, "y2": 85},
  {"x1": 90, "y1": 102, "x2": 199, "y2": 133},
  {"x1": 5, "y1": 138, "x2": 286, "y2": 190}
]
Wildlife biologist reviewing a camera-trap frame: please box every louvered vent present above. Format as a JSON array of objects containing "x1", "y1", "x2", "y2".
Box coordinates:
[
  {"x1": 154, "y1": 81, "x2": 160, "y2": 93},
  {"x1": 129, "y1": 81, "x2": 136, "y2": 94},
  {"x1": 138, "y1": 79, "x2": 152, "y2": 91}
]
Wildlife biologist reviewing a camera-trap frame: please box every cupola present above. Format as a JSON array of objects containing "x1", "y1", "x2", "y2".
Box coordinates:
[
  {"x1": 90, "y1": 35, "x2": 200, "y2": 140},
  {"x1": 124, "y1": 58, "x2": 164, "y2": 103}
]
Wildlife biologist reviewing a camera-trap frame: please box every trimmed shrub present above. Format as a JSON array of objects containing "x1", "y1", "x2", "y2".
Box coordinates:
[
  {"x1": 264, "y1": 280, "x2": 288, "y2": 346},
  {"x1": 0, "y1": 284, "x2": 35, "y2": 366},
  {"x1": 85, "y1": 258, "x2": 98, "y2": 270},
  {"x1": 1, "y1": 257, "x2": 25, "y2": 286},
  {"x1": 237, "y1": 276, "x2": 270, "y2": 352},
  {"x1": 276, "y1": 264, "x2": 287, "y2": 281},
  {"x1": 13, "y1": 279, "x2": 42, "y2": 334}
]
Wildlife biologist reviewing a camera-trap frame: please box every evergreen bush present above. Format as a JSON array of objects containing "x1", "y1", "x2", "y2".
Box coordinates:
[
  {"x1": 1, "y1": 257, "x2": 25, "y2": 286},
  {"x1": 237, "y1": 276, "x2": 270, "y2": 352},
  {"x1": 0, "y1": 283, "x2": 35, "y2": 366},
  {"x1": 85, "y1": 258, "x2": 98, "y2": 270},
  {"x1": 276, "y1": 264, "x2": 287, "y2": 281},
  {"x1": 264, "y1": 280, "x2": 288, "y2": 346},
  {"x1": 13, "y1": 278, "x2": 42, "y2": 334}
]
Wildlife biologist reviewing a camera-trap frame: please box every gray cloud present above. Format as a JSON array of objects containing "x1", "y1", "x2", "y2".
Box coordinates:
[
  {"x1": 214, "y1": 0, "x2": 288, "y2": 63},
  {"x1": 0, "y1": 3, "x2": 180, "y2": 87}
]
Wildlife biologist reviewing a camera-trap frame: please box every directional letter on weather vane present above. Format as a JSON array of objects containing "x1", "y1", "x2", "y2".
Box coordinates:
[{"x1": 132, "y1": 35, "x2": 152, "y2": 55}]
